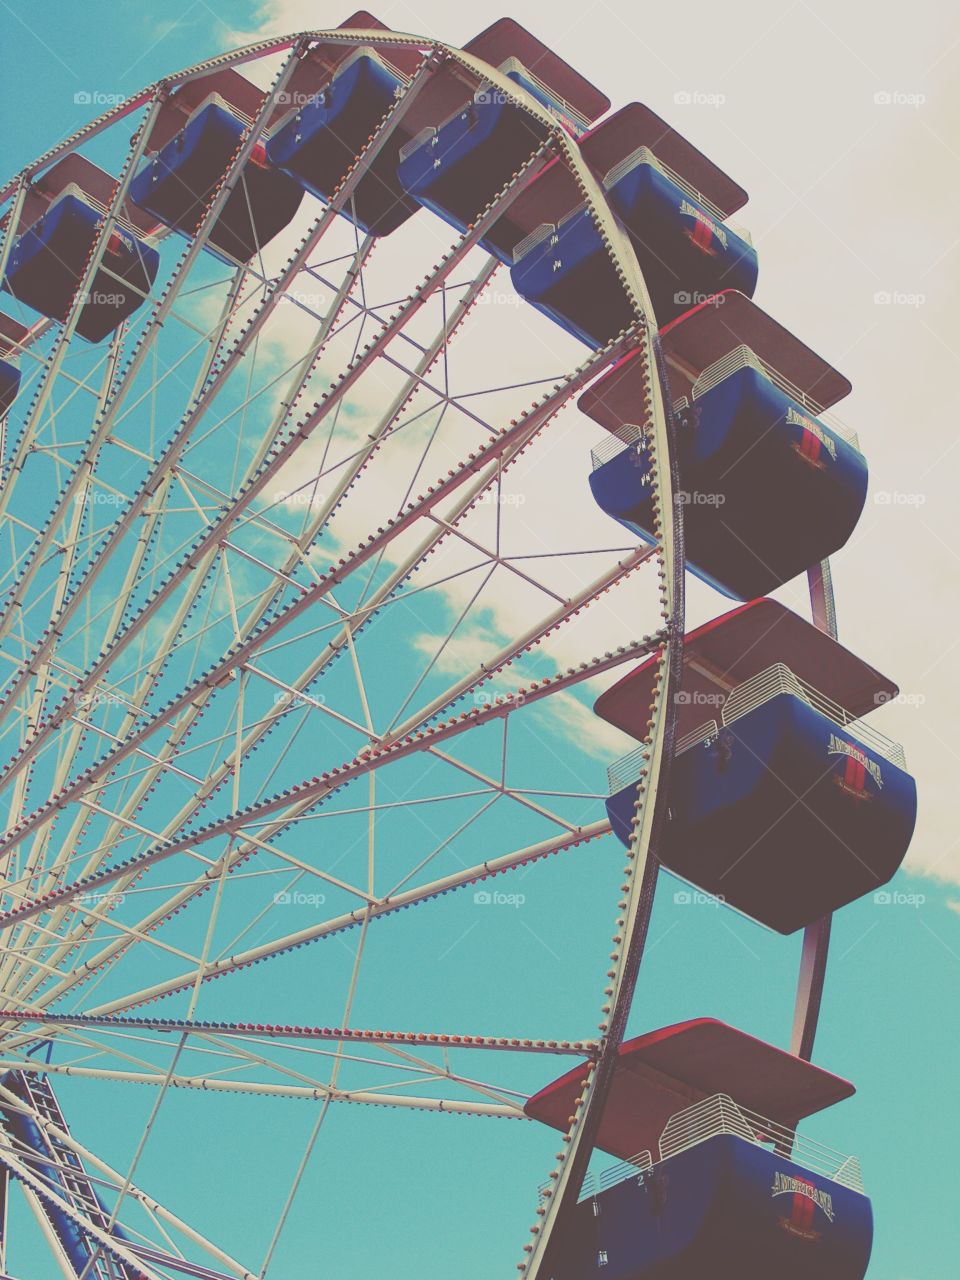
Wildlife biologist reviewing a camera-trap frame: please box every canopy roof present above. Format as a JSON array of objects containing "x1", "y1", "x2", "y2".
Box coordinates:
[
  {"x1": 579, "y1": 292, "x2": 852, "y2": 433},
  {"x1": 595, "y1": 600, "x2": 898, "y2": 742},
  {"x1": 489, "y1": 102, "x2": 748, "y2": 261},
  {"x1": 278, "y1": 15, "x2": 610, "y2": 157},
  {"x1": 273, "y1": 11, "x2": 427, "y2": 122},
  {"x1": 464, "y1": 19, "x2": 610, "y2": 124},
  {"x1": 590, "y1": 103, "x2": 747, "y2": 217},
  {"x1": 12, "y1": 155, "x2": 158, "y2": 237},
  {"x1": 525, "y1": 1018, "x2": 856, "y2": 1161}
]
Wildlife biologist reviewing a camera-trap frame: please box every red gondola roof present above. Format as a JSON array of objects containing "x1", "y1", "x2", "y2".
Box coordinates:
[
  {"x1": 578, "y1": 292, "x2": 852, "y2": 433},
  {"x1": 586, "y1": 103, "x2": 748, "y2": 217},
  {"x1": 11, "y1": 155, "x2": 159, "y2": 238},
  {"x1": 488, "y1": 102, "x2": 750, "y2": 259},
  {"x1": 594, "y1": 599, "x2": 898, "y2": 742},
  {"x1": 268, "y1": 14, "x2": 429, "y2": 128},
  {"x1": 464, "y1": 19, "x2": 610, "y2": 124},
  {"x1": 661, "y1": 291, "x2": 852, "y2": 407},
  {"x1": 334, "y1": 11, "x2": 426, "y2": 74},
  {"x1": 525, "y1": 1018, "x2": 856, "y2": 1161}
]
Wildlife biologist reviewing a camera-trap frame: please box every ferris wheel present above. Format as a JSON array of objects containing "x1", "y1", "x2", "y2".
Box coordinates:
[{"x1": 0, "y1": 12, "x2": 916, "y2": 1280}]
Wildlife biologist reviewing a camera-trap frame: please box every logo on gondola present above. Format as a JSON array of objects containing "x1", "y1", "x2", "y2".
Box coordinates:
[
  {"x1": 771, "y1": 1171, "x2": 834, "y2": 1240},
  {"x1": 678, "y1": 200, "x2": 726, "y2": 253},
  {"x1": 828, "y1": 733, "x2": 883, "y2": 795},
  {"x1": 786, "y1": 407, "x2": 836, "y2": 465}
]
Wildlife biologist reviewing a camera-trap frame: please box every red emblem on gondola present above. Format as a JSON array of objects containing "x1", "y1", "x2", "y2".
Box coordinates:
[
  {"x1": 787, "y1": 407, "x2": 836, "y2": 470},
  {"x1": 689, "y1": 217, "x2": 714, "y2": 253},
  {"x1": 679, "y1": 200, "x2": 724, "y2": 256},
  {"x1": 828, "y1": 733, "x2": 882, "y2": 800},
  {"x1": 771, "y1": 1171, "x2": 833, "y2": 1242},
  {"x1": 794, "y1": 426, "x2": 825, "y2": 468}
]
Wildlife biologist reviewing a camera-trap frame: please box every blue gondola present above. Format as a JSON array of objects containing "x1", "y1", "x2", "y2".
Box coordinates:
[
  {"x1": 267, "y1": 50, "x2": 418, "y2": 237},
  {"x1": 510, "y1": 206, "x2": 636, "y2": 346},
  {"x1": 597, "y1": 601, "x2": 917, "y2": 934},
  {"x1": 509, "y1": 102, "x2": 757, "y2": 342},
  {"x1": 546, "y1": 1133, "x2": 872, "y2": 1279},
  {"x1": 395, "y1": 18, "x2": 608, "y2": 246},
  {"x1": 395, "y1": 61, "x2": 586, "y2": 242},
  {"x1": 3, "y1": 191, "x2": 160, "y2": 343},
  {"x1": 606, "y1": 148, "x2": 757, "y2": 320},
  {"x1": 511, "y1": 174, "x2": 757, "y2": 345},
  {"x1": 528, "y1": 1020, "x2": 872, "y2": 1280},
  {"x1": 396, "y1": 20, "x2": 608, "y2": 262},
  {"x1": 130, "y1": 94, "x2": 305, "y2": 263},
  {"x1": 607, "y1": 685, "x2": 916, "y2": 933},
  {"x1": 590, "y1": 358, "x2": 867, "y2": 599},
  {"x1": 581, "y1": 291, "x2": 865, "y2": 599}
]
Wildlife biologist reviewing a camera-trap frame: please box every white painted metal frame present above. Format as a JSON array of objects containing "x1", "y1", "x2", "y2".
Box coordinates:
[{"x1": 0, "y1": 22, "x2": 689, "y2": 1280}]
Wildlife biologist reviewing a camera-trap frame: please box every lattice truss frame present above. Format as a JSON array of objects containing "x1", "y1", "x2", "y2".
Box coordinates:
[{"x1": 0, "y1": 25, "x2": 698, "y2": 1279}]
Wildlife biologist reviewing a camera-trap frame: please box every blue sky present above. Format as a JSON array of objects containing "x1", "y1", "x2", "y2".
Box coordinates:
[{"x1": 0, "y1": 1, "x2": 958, "y2": 1278}]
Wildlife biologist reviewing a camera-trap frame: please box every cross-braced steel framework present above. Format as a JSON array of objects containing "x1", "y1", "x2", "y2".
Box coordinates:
[{"x1": 0, "y1": 26, "x2": 838, "y2": 1279}]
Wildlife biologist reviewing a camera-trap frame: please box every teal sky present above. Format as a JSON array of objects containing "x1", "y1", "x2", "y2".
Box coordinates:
[{"x1": 0, "y1": 2, "x2": 958, "y2": 1278}]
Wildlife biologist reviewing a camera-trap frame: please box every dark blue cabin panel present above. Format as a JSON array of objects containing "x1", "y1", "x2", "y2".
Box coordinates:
[
  {"x1": 545, "y1": 1136, "x2": 872, "y2": 1280},
  {"x1": 510, "y1": 154, "x2": 758, "y2": 342},
  {"x1": 510, "y1": 208, "x2": 635, "y2": 347},
  {"x1": 605, "y1": 157, "x2": 758, "y2": 325},
  {"x1": 266, "y1": 53, "x2": 417, "y2": 236},
  {"x1": 3, "y1": 195, "x2": 160, "y2": 343},
  {"x1": 589, "y1": 365, "x2": 868, "y2": 599},
  {"x1": 396, "y1": 70, "x2": 553, "y2": 246},
  {"x1": 129, "y1": 99, "x2": 305, "y2": 263},
  {"x1": 607, "y1": 693, "x2": 917, "y2": 933},
  {"x1": 0, "y1": 359, "x2": 20, "y2": 416}
]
